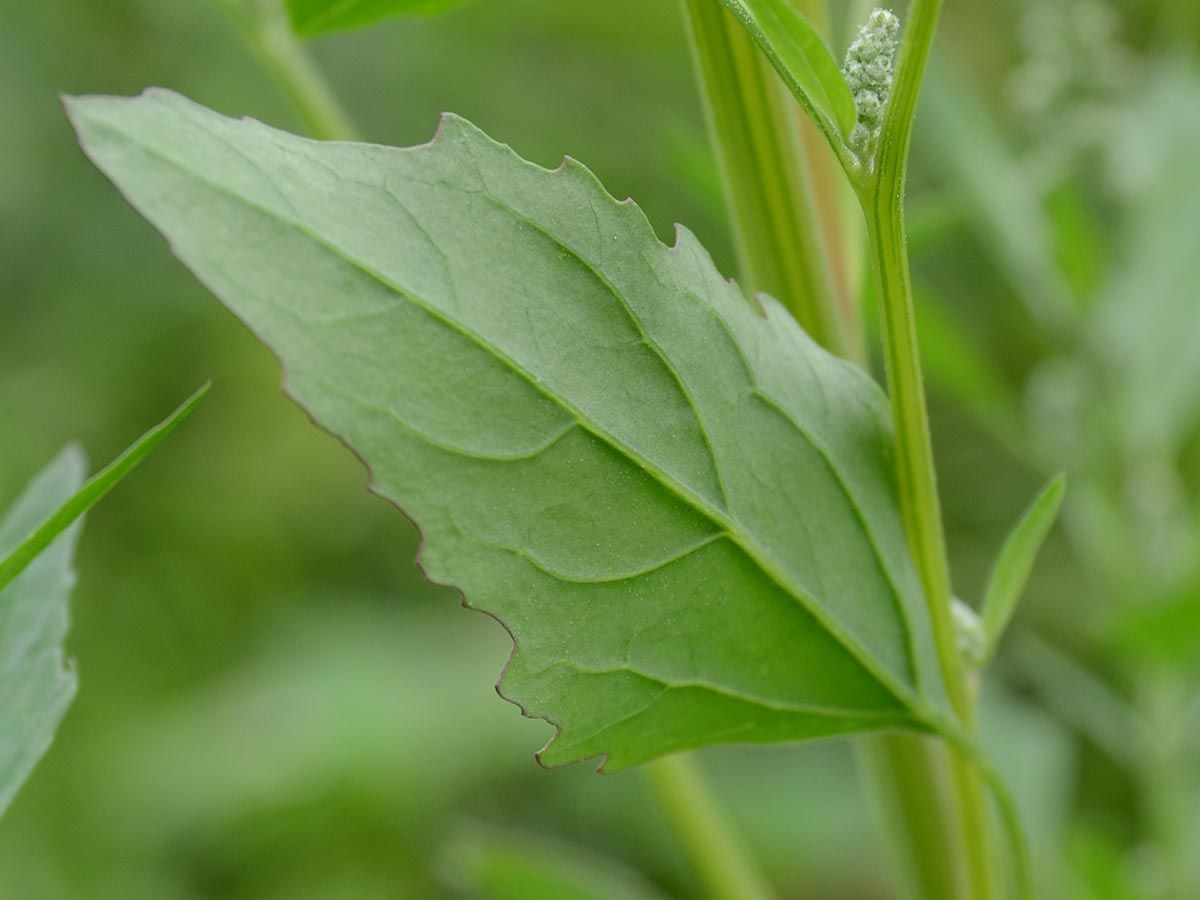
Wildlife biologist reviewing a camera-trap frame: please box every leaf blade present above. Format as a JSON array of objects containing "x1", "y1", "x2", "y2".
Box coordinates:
[
  {"x1": 718, "y1": 0, "x2": 857, "y2": 145},
  {"x1": 68, "y1": 90, "x2": 948, "y2": 769},
  {"x1": 981, "y1": 475, "x2": 1066, "y2": 659}
]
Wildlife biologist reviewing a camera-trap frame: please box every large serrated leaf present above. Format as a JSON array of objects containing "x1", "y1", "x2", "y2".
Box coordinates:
[
  {"x1": 286, "y1": 0, "x2": 470, "y2": 36},
  {"x1": 68, "y1": 89, "x2": 950, "y2": 770},
  {"x1": 0, "y1": 449, "x2": 85, "y2": 816}
]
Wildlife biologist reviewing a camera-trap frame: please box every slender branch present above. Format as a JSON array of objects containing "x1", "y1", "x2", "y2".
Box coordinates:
[
  {"x1": 856, "y1": 1, "x2": 1006, "y2": 896},
  {"x1": 214, "y1": 0, "x2": 360, "y2": 141},
  {"x1": 645, "y1": 755, "x2": 776, "y2": 900}
]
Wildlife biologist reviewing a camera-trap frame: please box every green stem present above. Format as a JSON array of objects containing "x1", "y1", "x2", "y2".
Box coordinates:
[
  {"x1": 857, "y1": 0, "x2": 1002, "y2": 896},
  {"x1": 215, "y1": 0, "x2": 360, "y2": 141},
  {"x1": 680, "y1": 0, "x2": 848, "y2": 356},
  {"x1": 645, "y1": 755, "x2": 775, "y2": 900},
  {"x1": 859, "y1": 735, "x2": 968, "y2": 899}
]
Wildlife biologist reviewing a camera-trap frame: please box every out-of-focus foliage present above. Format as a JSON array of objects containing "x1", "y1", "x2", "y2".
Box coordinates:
[
  {"x1": 286, "y1": 0, "x2": 472, "y2": 36},
  {"x1": 3, "y1": 0, "x2": 1200, "y2": 896},
  {"x1": 0, "y1": 388, "x2": 204, "y2": 816},
  {"x1": 0, "y1": 451, "x2": 84, "y2": 817}
]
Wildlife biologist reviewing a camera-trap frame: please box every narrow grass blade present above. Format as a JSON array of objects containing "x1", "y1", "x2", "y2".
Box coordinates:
[{"x1": 0, "y1": 384, "x2": 209, "y2": 594}]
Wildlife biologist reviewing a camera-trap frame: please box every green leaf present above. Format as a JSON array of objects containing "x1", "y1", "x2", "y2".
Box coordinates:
[
  {"x1": 980, "y1": 475, "x2": 1066, "y2": 659},
  {"x1": 1103, "y1": 580, "x2": 1200, "y2": 672},
  {"x1": 286, "y1": 0, "x2": 471, "y2": 36},
  {"x1": 1092, "y1": 67, "x2": 1200, "y2": 454},
  {"x1": 717, "y1": 0, "x2": 857, "y2": 147},
  {"x1": 0, "y1": 449, "x2": 85, "y2": 817},
  {"x1": 920, "y1": 63, "x2": 1073, "y2": 328},
  {"x1": 0, "y1": 385, "x2": 209, "y2": 594},
  {"x1": 67, "y1": 89, "x2": 950, "y2": 771}
]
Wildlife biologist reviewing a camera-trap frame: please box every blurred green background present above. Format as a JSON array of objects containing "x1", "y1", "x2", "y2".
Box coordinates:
[{"x1": 1, "y1": 0, "x2": 1198, "y2": 897}]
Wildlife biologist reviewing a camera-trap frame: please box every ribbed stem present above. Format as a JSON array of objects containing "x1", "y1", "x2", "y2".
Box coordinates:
[
  {"x1": 857, "y1": 0, "x2": 1001, "y2": 896},
  {"x1": 681, "y1": 0, "x2": 847, "y2": 355},
  {"x1": 859, "y1": 735, "x2": 969, "y2": 899}
]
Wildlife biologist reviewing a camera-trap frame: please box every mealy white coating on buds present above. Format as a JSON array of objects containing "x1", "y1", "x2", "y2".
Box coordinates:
[
  {"x1": 843, "y1": 8, "x2": 901, "y2": 162},
  {"x1": 951, "y1": 597, "x2": 987, "y2": 670}
]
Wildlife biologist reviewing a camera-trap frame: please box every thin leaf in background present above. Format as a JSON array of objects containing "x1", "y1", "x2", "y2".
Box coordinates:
[
  {"x1": 980, "y1": 475, "x2": 1066, "y2": 660},
  {"x1": 1093, "y1": 65, "x2": 1200, "y2": 456},
  {"x1": 286, "y1": 0, "x2": 471, "y2": 36},
  {"x1": 440, "y1": 828, "x2": 675, "y2": 900},
  {"x1": 68, "y1": 89, "x2": 954, "y2": 772},
  {"x1": 0, "y1": 385, "x2": 209, "y2": 594},
  {"x1": 0, "y1": 387, "x2": 209, "y2": 816},
  {"x1": 1104, "y1": 580, "x2": 1200, "y2": 672},
  {"x1": 921, "y1": 62, "x2": 1074, "y2": 328}
]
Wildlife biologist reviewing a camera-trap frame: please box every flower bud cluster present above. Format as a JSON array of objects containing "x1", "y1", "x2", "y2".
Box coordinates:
[{"x1": 843, "y1": 8, "x2": 901, "y2": 159}]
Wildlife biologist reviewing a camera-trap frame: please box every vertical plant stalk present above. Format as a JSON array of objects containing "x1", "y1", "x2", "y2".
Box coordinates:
[
  {"x1": 686, "y1": 3, "x2": 1012, "y2": 897},
  {"x1": 789, "y1": 0, "x2": 867, "y2": 365},
  {"x1": 857, "y1": 0, "x2": 1001, "y2": 896},
  {"x1": 858, "y1": 736, "x2": 968, "y2": 899},
  {"x1": 645, "y1": 755, "x2": 775, "y2": 900},
  {"x1": 680, "y1": 0, "x2": 848, "y2": 357},
  {"x1": 215, "y1": 0, "x2": 360, "y2": 141}
]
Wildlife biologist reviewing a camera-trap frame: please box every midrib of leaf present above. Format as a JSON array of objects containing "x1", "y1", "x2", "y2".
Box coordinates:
[
  {"x1": 77, "y1": 109, "x2": 937, "y2": 729},
  {"x1": 529, "y1": 659, "x2": 917, "y2": 719},
  {"x1": 528, "y1": 665, "x2": 912, "y2": 760}
]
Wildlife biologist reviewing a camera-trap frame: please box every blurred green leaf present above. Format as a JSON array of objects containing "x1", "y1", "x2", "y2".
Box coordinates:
[
  {"x1": 1002, "y1": 632, "x2": 1140, "y2": 769},
  {"x1": 69, "y1": 89, "x2": 952, "y2": 772},
  {"x1": 980, "y1": 475, "x2": 1065, "y2": 659},
  {"x1": 0, "y1": 449, "x2": 84, "y2": 817},
  {"x1": 0, "y1": 387, "x2": 207, "y2": 817},
  {"x1": 286, "y1": 0, "x2": 471, "y2": 36},
  {"x1": 717, "y1": 0, "x2": 857, "y2": 144},
  {"x1": 1103, "y1": 580, "x2": 1200, "y2": 672},
  {"x1": 921, "y1": 61, "x2": 1073, "y2": 328},
  {"x1": 1093, "y1": 65, "x2": 1200, "y2": 454},
  {"x1": 0, "y1": 385, "x2": 208, "y2": 594},
  {"x1": 440, "y1": 828, "x2": 673, "y2": 900},
  {"x1": 1066, "y1": 824, "x2": 1144, "y2": 900},
  {"x1": 913, "y1": 288, "x2": 1017, "y2": 433}
]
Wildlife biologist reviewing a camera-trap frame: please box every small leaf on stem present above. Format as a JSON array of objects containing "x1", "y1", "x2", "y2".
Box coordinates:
[{"x1": 980, "y1": 474, "x2": 1066, "y2": 660}]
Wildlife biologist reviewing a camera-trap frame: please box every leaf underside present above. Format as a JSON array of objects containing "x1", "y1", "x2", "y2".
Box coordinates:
[
  {"x1": 0, "y1": 449, "x2": 85, "y2": 816},
  {"x1": 286, "y1": 0, "x2": 469, "y2": 36},
  {"x1": 68, "y1": 89, "x2": 948, "y2": 770}
]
